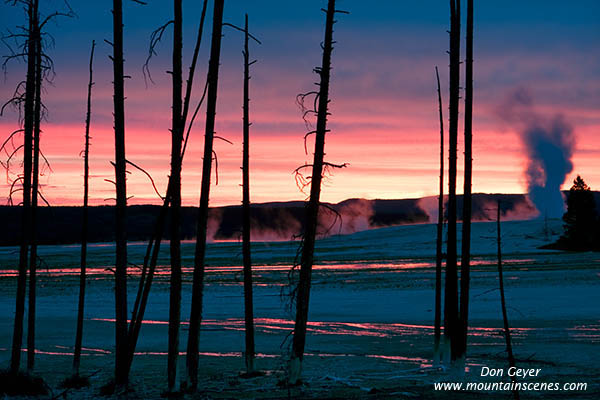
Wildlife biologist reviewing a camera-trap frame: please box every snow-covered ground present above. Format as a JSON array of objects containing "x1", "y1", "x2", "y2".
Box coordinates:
[{"x1": 1, "y1": 219, "x2": 599, "y2": 398}]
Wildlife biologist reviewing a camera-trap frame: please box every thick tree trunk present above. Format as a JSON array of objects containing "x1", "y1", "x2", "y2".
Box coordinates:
[
  {"x1": 10, "y1": 0, "x2": 37, "y2": 374},
  {"x1": 497, "y1": 203, "x2": 520, "y2": 400},
  {"x1": 242, "y1": 14, "x2": 256, "y2": 374},
  {"x1": 434, "y1": 66, "x2": 444, "y2": 365},
  {"x1": 112, "y1": 0, "x2": 129, "y2": 387},
  {"x1": 186, "y1": 0, "x2": 225, "y2": 390},
  {"x1": 27, "y1": 18, "x2": 42, "y2": 372},
  {"x1": 167, "y1": 0, "x2": 184, "y2": 392},
  {"x1": 458, "y1": 0, "x2": 474, "y2": 363},
  {"x1": 444, "y1": 0, "x2": 460, "y2": 364},
  {"x1": 289, "y1": 0, "x2": 337, "y2": 385},
  {"x1": 73, "y1": 40, "x2": 95, "y2": 376}
]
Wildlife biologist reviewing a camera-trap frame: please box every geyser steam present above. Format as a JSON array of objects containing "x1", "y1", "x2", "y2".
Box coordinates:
[{"x1": 499, "y1": 88, "x2": 575, "y2": 218}]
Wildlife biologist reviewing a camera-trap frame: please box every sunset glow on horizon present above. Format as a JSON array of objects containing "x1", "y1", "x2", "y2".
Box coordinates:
[{"x1": 1, "y1": 1, "x2": 599, "y2": 207}]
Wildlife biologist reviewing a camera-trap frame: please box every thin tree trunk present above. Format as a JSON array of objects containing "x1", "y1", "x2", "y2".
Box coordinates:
[
  {"x1": 242, "y1": 13, "x2": 255, "y2": 374},
  {"x1": 497, "y1": 203, "x2": 520, "y2": 400},
  {"x1": 186, "y1": 0, "x2": 225, "y2": 390},
  {"x1": 126, "y1": 0, "x2": 208, "y2": 376},
  {"x1": 289, "y1": 0, "x2": 337, "y2": 385},
  {"x1": 73, "y1": 40, "x2": 95, "y2": 376},
  {"x1": 128, "y1": 231, "x2": 155, "y2": 342},
  {"x1": 444, "y1": 0, "x2": 460, "y2": 364},
  {"x1": 167, "y1": 0, "x2": 183, "y2": 392},
  {"x1": 10, "y1": 0, "x2": 37, "y2": 374},
  {"x1": 127, "y1": 184, "x2": 170, "y2": 370},
  {"x1": 458, "y1": 0, "x2": 474, "y2": 364},
  {"x1": 27, "y1": 15, "x2": 42, "y2": 372},
  {"x1": 434, "y1": 66, "x2": 444, "y2": 365},
  {"x1": 112, "y1": 0, "x2": 129, "y2": 387}
]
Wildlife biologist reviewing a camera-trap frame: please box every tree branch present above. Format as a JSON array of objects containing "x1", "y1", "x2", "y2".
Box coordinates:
[
  {"x1": 222, "y1": 22, "x2": 262, "y2": 44},
  {"x1": 125, "y1": 159, "x2": 164, "y2": 200},
  {"x1": 142, "y1": 20, "x2": 174, "y2": 86}
]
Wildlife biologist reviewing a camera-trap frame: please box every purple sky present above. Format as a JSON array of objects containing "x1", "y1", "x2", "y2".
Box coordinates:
[{"x1": 1, "y1": 0, "x2": 599, "y2": 206}]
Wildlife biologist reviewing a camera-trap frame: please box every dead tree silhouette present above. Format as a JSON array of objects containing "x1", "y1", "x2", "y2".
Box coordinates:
[
  {"x1": 111, "y1": 0, "x2": 129, "y2": 388},
  {"x1": 434, "y1": 66, "x2": 444, "y2": 365},
  {"x1": 106, "y1": 0, "x2": 159, "y2": 389},
  {"x1": 26, "y1": 13, "x2": 42, "y2": 372},
  {"x1": 240, "y1": 14, "x2": 261, "y2": 374},
  {"x1": 126, "y1": 0, "x2": 209, "y2": 386},
  {"x1": 458, "y1": 0, "x2": 474, "y2": 364},
  {"x1": 186, "y1": 0, "x2": 225, "y2": 391},
  {"x1": 206, "y1": 15, "x2": 262, "y2": 375},
  {"x1": 497, "y1": 202, "x2": 520, "y2": 400},
  {"x1": 8, "y1": 0, "x2": 37, "y2": 374},
  {"x1": 444, "y1": 0, "x2": 461, "y2": 364},
  {"x1": 166, "y1": 0, "x2": 184, "y2": 391},
  {"x1": 242, "y1": 15, "x2": 255, "y2": 374},
  {"x1": 72, "y1": 40, "x2": 95, "y2": 379},
  {"x1": 29, "y1": 2, "x2": 74, "y2": 374},
  {"x1": 1, "y1": 0, "x2": 71, "y2": 375},
  {"x1": 288, "y1": 0, "x2": 347, "y2": 385}
]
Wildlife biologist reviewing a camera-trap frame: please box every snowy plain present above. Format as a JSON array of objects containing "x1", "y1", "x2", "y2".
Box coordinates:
[{"x1": 0, "y1": 219, "x2": 599, "y2": 398}]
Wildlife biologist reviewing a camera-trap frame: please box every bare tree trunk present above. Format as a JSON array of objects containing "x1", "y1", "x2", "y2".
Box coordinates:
[
  {"x1": 126, "y1": 0, "x2": 208, "y2": 377},
  {"x1": 167, "y1": 0, "x2": 184, "y2": 392},
  {"x1": 112, "y1": 0, "x2": 129, "y2": 387},
  {"x1": 444, "y1": 0, "x2": 460, "y2": 364},
  {"x1": 289, "y1": 0, "x2": 338, "y2": 385},
  {"x1": 126, "y1": 184, "x2": 171, "y2": 374},
  {"x1": 73, "y1": 40, "x2": 95, "y2": 377},
  {"x1": 186, "y1": 0, "x2": 225, "y2": 390},
  {"x1": 497, "y1": 203, "x2": 520, "y2": 400},
  {"x1": 241, "y1": 14, "x2": 256, "y2": 374},
  {"x1": 10, "y1": 0, "x2": 37, "y2": 374},
  {"x1": 458, "y1": 0, "x2": 474, "y2": 364},
  {"x1": 27, "y1": 15, "x2": 42, "y2": 372},
  {"x1": 434, "y1": 66, "x2": 444, "y2": 365}
]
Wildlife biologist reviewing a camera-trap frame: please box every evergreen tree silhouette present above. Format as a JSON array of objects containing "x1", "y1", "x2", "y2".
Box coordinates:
[{"x1": 560, "y1": 176, "x2": 598, "y2": 250}]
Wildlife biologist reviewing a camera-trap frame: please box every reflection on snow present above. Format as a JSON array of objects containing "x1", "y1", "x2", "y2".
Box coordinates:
[
  {"x1": 0, "y1": 263, "x2": 430, "y2": 278},
  {"x1": 365, "y1": 354, "x2": 432, "y2": 368},
  {"x1": 88, "y1": 317, "x2": 600, "y2": 345},
  {"x1": 4, "y1": 318, "x2": 598, "y2": 366},
  {"x1": 12, "y1": 347, "x2": 429, "y2": 365},
  {"x1": 0, "y1": 258, "x2": 537, "y2": 278}
]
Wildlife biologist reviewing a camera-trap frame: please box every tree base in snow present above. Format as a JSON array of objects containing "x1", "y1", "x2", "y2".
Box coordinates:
[
  {"x1": 98, "y1": 379, "x2": 116, "y2": 396},
  {"x1": 99, "y1": 380, "x2": 134, "y2": 397},
  {"x1": 287, "y1": 357, "x2": 303, "y2": 386},
  {"x1": 60, "y1": 373, "x2": 90, "y2": 389},
  {"x1": 0, "y1": 369, "x2": 48, "y2": 396}
]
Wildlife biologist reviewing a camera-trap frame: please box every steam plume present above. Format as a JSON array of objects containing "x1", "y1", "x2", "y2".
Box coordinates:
[{"x1": 499, "y1": 88, "x2": 575, "y2": 218}]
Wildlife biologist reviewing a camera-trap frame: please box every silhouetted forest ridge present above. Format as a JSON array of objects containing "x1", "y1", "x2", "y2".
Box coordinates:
[{"x1": 2, "y1": 193, "x2": 597, "y2": 246}]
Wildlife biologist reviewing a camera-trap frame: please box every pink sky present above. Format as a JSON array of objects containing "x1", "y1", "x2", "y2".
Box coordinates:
[{"x1": 1, "y1": 1, "x2": 599, "y2": 207}]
